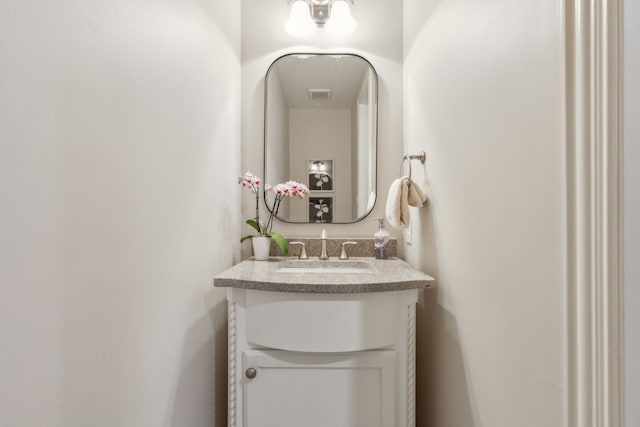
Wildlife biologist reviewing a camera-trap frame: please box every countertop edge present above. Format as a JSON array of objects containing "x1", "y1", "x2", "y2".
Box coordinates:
[
  {"x1": 214, "y1": 277, "x2": 432, "y2": 293},
  {"x1": 213, "y1": 257, "x2": 435, "y2": 294}
]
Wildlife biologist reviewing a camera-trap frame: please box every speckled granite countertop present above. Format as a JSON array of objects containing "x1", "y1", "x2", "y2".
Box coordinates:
[
  {"x1": 214, "y1": 257, "x2": 435, "y2": 293},
  {"x1": 268, "y1": 238, "x2": 398, "y2": 258}
]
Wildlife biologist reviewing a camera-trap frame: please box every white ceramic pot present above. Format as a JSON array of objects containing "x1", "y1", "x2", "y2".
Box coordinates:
[{"x1": 252, "y1": 236, "x2": 272, "y2": 261}]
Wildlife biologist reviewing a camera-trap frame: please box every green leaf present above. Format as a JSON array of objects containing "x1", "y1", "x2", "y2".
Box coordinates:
[
  {"x1": 266, "y1": 231, "x2": 288, "y2": 255},
  {"x1": 245, "y1": 218, "x2": 261, "y2": 233},
  {"x1": 245, "y1": 218, "x2": 268, "y2": 235},
  {"x1": 240, "y1": 234, "x2": 254, "y2": 243}
]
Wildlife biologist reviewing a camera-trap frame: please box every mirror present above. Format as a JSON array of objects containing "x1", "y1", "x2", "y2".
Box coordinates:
[{"x1": 264, "y1": 53, "x2": 378, "y2": 224}]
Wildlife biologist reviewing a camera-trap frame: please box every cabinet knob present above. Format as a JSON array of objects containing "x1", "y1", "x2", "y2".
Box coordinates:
[{"x1": 245, "y1": 368, "x2": 257, "y2": 379}]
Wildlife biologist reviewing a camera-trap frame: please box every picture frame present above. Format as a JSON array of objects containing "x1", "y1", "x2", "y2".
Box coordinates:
[
  {"x1": 308, "y1": 197, "x2": 333, "y2": 223},
  {"x1": 307, "y1": 159, "x2": 334, "y2": 192}
]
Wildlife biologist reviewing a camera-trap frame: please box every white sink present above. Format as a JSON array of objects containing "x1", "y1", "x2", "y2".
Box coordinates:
[{"x1": 276, "y1": 259, "x2": 374, "y2": 274}]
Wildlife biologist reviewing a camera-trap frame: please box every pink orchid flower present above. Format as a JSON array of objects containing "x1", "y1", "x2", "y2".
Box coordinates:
[{"x1": 238, "y1": 173, "x2": 310, "y2": 256}]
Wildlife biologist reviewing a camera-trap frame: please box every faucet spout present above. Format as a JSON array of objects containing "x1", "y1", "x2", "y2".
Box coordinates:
[{"x1": 319, "y1": 229, "x2": 329, "y2": 260}]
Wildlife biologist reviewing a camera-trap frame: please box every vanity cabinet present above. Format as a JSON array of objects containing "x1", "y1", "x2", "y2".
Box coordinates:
[
  {"x1": 214, "y1": 257, "x2": 434, "y2": 427},
  {"x1": 225, "y1": 288, "x2": 421, "y2": 427}
]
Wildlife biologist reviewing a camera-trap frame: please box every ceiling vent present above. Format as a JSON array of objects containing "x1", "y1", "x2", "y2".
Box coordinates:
[{"x1": 308, "y1": 89, "x2": 331, "y2": 101}]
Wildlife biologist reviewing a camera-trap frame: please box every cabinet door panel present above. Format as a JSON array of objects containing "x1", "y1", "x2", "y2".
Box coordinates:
[{"x1": 243, "y1": 350, "x2": 396, "y2": 427}]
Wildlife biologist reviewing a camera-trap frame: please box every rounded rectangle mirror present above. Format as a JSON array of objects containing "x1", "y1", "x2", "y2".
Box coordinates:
[{"x1": 264, "y1": 53, "x2": 378, "y2": 224}]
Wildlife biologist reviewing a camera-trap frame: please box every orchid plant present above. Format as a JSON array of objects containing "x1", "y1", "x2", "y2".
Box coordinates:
[{"x1": 238, "y1": 171, "x2": 310, "y2": 255}]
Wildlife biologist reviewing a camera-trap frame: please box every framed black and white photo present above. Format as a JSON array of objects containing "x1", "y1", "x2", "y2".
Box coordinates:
[
  {"x1": 308, "y1": 197, "x2": 333, "y2": 223},
  {"x1": 307, "y1": 159, "x2": 333, "y2": 192}
]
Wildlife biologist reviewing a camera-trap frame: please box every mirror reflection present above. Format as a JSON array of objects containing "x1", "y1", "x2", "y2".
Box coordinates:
[{"x1": 264, "y1": 53, "x2": 378, "y2": 224}]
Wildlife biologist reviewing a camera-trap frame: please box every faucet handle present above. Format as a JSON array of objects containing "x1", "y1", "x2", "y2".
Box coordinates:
[
  {"x1": 289, "y1": 242, "x2": 308, "y2": 260},
  {"x1": 339, "y1": 241, "x2": 358, "y2": 260}
]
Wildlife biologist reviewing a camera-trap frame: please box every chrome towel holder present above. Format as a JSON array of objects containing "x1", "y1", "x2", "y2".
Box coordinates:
[{"x1": 399, "y1": 150, "x2": 426, "y2": 179}]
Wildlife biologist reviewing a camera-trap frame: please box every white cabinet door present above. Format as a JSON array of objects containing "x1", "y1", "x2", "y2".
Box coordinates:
[{"x1": 243, "y1": 349, "x2": 396, "y2": 427}]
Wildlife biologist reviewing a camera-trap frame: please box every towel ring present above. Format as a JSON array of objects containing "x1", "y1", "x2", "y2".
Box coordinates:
[{"x1": 399, "y1": 151, "x2": 426, "y2": 179}]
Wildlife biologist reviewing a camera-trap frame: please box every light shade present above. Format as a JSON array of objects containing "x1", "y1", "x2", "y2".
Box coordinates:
[
  {"x1": 326, "y1": 0, "x2": 356, "y2": 36},
  {"x1": 285, "y1": 0, "x2": 314, "y2": 37}
]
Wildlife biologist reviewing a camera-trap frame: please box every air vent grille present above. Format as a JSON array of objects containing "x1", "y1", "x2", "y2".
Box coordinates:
[{"x1": 308, "y1": 89, "x2": 331, "y2": 101}]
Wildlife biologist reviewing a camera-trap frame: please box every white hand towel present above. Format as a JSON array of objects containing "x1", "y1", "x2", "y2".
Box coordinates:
[
  {"x1": 407, "y1": 178, "x2": 427, "y2": 208},
  {"x1": 385, "y1": 177, "x2": 427, "y2": 229},
  {"x1": 386, "y1": 177, "x2": 409, "y2": 229}
]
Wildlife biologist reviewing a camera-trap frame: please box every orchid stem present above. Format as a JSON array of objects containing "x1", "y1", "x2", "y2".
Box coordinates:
[
  {"x1": 255, "y1": 191, "x2": 261, "y2": 233},
  {"x1": 268, "y1": 196, "x2": 282, "y2": 232}
]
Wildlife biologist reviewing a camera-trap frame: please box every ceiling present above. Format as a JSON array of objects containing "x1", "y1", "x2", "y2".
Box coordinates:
[{"x1": 270, "y1": 54, "x2": 371, "y2": 109}]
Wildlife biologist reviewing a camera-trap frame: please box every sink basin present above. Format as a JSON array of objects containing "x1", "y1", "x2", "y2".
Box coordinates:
[{"x1": 276, "y1": 259, "x2": 374, "y2": 274}]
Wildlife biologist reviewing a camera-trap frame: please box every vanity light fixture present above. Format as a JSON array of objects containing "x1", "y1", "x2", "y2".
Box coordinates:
[{"x1": 285, "y1": 0, "x2": 356, "y2": 37}]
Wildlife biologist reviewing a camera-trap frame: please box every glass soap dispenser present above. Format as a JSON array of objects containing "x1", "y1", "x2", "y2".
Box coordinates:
[{"x1": 373, "y1": 217, "x2": 390, "y2": 259}]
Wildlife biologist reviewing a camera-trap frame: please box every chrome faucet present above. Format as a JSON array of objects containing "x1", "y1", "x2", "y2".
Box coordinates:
[
  {"x1": 289, "y1": 242, "x2": 308, "y2": 260},
  {"x1": 319, "y1": 229, "x2": 329, "y2": 260},
  {"x1": 339, "y1": 241, "x2": 358, "y2": 260}
]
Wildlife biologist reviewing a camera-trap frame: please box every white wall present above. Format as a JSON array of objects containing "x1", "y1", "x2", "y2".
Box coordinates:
[
  {"x1": 289, "y1": 109, "x2": 352, "y2": 222},
  {"x1": 403, "y1": 1, "x2": 565, "y2": 426},
  {"x1": 241, "y1": 0, "x2": 403, "y2": 252},
  {"x1": 624, "y1": 0, "x2": 640, "y2": 424},
  {"x1": 0, "y1": 1, "x2": 240, "y2": 425}
]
